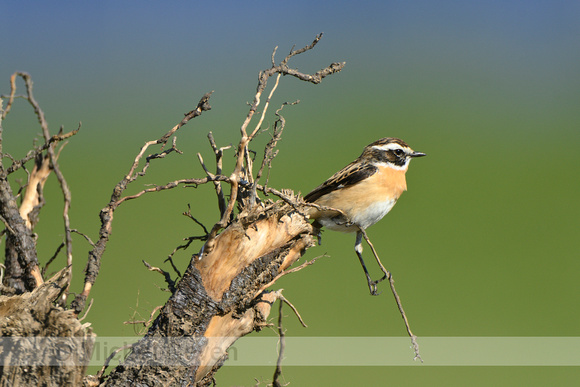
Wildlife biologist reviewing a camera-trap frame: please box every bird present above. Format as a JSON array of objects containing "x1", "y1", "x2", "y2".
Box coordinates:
[{"x1": 304, "y1": 137, "x2": 426, "y2": 295}]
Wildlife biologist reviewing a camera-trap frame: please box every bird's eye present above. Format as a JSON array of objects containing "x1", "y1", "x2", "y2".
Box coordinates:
[{"x1": 394, "y1": 149, "x2": 405, "y2": 157}]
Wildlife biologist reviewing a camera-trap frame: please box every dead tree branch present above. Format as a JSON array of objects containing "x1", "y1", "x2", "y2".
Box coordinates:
[
  {"x1": 202, "y1": 33, "x2": 345, "y2": 255},
  {"x1": 1, "y1": 34, "x2": 346, "y2": 386},
  {"x1": 102, "y1": 34, "x2": 343, "y2": 386},
  {"x1": 70, "y1": 92, "x2": 213, "y2": 314}
]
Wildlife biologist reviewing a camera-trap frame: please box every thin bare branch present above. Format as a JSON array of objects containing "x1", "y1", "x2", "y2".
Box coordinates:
[
  {"x1": 71, "y1": 92, "x2": 213, "y2": 314},
  {"x1": 272, "y1": 294, "x2": 286, "y2": 387},
  {"x1": 97, "y1": 344, "x2": 135, "y2": 383},
  {"x1": 123, "y1": 305, "x2": 164, "y2": 330},
  {"x1": 254, "y1": 101, "x2": 299, "y2": 202},
  {"x1": 207, "y1": 132, "x2": 230, "y2": 217},
  {"x1": 78, "y1": 298, "x2": 94, "y2": 322},
  {"x1": 42, "y1": 242, "x2": 65, "y2": 277},
  {"x1": 71, "y1": 229, "x2": 96, "y2": 248},
  {"x1": 359, "y1": 229, "x2": 423, "y2": 362},
  {"x1": 278, "y1": 293, "x2": 307, "y2": 328},
  {"x1": 5, "y1": 127, "x2": 79, "y2": 175},
  {"x1": 116, "y1": 175, "x2": 227, "y2": 205},
  {"x1": 253, "y1": 255, "x2": 326, "y2": 299},
  {"x1": 203, "y1": 34, "x2": 344, "y2": 257},
  {"x1": 182, "y1": 203, "x2": 209, "y2": 236},
  {"x1": 164, "y1": 255, "x2": 183, "y2": 278},
  {"x1": 142, "y1": 260, "x2": 176, "y2": 293}
]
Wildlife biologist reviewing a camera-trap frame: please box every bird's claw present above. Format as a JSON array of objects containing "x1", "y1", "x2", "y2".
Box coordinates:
[
  {"x1": 369, "y1": 280, "x2": 382, "y2": 296},
  {"x1": 368, "y1": 274, "x2": 387, "y2": 296}
]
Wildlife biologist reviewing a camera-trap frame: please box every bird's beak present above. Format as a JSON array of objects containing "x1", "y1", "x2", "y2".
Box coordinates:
[{"x1": 410, "y1": 151, "x2": 426, "y2": 158}]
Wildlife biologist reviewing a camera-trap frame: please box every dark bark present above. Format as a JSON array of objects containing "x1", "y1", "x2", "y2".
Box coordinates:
[{"x1": 104, "y1": 202, "x2": 314, "y2": 386}]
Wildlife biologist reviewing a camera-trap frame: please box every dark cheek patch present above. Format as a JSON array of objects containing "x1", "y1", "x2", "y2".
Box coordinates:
[{"x1": 374, "y1": 149, "x2": 405, "y2": 167}]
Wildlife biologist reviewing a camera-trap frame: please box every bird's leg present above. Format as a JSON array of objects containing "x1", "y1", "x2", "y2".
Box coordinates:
[
  {"x1": 359, "y1": 229, "x2": 388, "y2": 283},
  {"x1": 311, "y1": 220, "x2": 323, "y2": 245},
  {"x1": 355, "y1": 231, "x2": 383, "y2": 295},
  {"x1": 359, "y1": 228, "x2": 423, "y2": 362}
]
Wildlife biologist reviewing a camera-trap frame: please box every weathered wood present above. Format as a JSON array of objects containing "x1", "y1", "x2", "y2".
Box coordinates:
[
  {"x1": 0, "y1": 267, "x2": 95, "y2": 386},
  {"x1": 103, "y1": 202, "x2": 315, "y2": 386}
]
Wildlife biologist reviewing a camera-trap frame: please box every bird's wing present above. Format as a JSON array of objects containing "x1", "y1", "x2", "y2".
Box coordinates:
[{"x1": 304, "y1": 161, "x2": 378, "y2": 203}]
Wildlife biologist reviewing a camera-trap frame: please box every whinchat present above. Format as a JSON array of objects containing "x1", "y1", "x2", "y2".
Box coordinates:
[{"x1": 304, "y1": 137, "x2": 425, "y2": 295}]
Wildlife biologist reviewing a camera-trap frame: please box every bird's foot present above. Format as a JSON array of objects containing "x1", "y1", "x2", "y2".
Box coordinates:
[{"x1": 368, "y1": 274, "x2": 388, "y2": 296}]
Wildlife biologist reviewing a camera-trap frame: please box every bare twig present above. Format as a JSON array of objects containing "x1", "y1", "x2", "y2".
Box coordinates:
[
  {"x1": 255, "y1": 101, "x2": 300, "y2": 198},
  {"x1": 115, "y1": 175, "x2": 227, "y2": 205},
  {"x1": 78, "y1": 298, "x2": 94, "y2": 322},
  {"x1": 164, "y1": 256, "x2": 182, "y2": 278},
  {"x1": 10, "y1": 72, "x2": 77, "y2": 295},
  {"x1": 71, "y1": 229, "x2": 96, "y2": 248},
  {"x1": 126, "y1": 92, "x2": 212, "y2": 183},
  {"x1": 70, "y1": 92, "x2": 213, "y2": 314},
  {"x1": 135, "y1": 137, "x2": 184, "y2": 179},
  {"x1": 97, "y1": 343, "x2": 134, "y2": 383},
  {"x1": 5, "y1": 128, "x2": 79, "y2": 175},
  {"x1": 272, "y1": 295, "x2": 286, "y2": 387},
  {"x1": 253, "y1": 255, "x2": 326, "y2": 299},
  {"x1": 168, "y1": 204, "x2": 212, "y2": 263},
  {"x1": 142, "y1": 260, "x2": 176, "y2": 293},
  {"x1": 269, "y1": 290, "x2": 306, "y2": 387},
  {"x1": 0, "y1": 72, "x2": 81, "y2": 292},
  {"x1": 206, "y1": 133, "x2": 231, "y2": 217},
  {"x1": 124, "y1": 305, "x2": 163, "y2": 328},
  {"x1": 202, "y1": 34, "x2": 344, "y2": 256},
  {"x1": 278, "y1": 293, "x2": 307, "y2": 328},
  {"x1": 42, "y1": 242, "x2": 65, "y2": 277},
  {"x1": 359, "y1": 229, "x2": 423, "y2": 362},
  {"x1": 183, "y1": 203, "x2": 209, "y2": 236},
  {"x1": 245, "y1": 73, "x2": 282, "y2": 185}
]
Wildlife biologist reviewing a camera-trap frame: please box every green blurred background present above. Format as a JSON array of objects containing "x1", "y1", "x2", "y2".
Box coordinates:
[{"x1": 2, "y1": 1, "x2": 579, "y2": 385}]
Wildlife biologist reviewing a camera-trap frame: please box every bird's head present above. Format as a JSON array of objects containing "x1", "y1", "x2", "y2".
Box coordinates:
[{"x1": 362, "y1": 137, "x2": 426, "y2": 170}]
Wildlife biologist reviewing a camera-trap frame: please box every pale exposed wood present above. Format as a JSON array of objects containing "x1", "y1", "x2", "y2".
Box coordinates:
[
  {"x1": 196, "y1": 209, "x2": 312, "y2": 301},
  {"x1": 196, "y1": 291, "x2": 278, "y2": 382},
  {"x1": 18, "y1": 155, "x2": 52, "y2": 230}
]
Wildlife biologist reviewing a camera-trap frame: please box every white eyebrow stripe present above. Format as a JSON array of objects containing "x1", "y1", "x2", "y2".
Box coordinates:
[{"x1": 372, "y1": 143, "x2": 409, "y2": 152}]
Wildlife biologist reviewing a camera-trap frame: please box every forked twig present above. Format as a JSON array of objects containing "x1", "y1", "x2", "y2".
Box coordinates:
[
  {"x1": 70, "y1": 92, "x2": 213, "y2": 314},
  {"x1": 202, "y1": 33, "x2": 344, "y2": 256},
  {"x1": 278, "y1": 292, "x2": 307, "y2": 328}
]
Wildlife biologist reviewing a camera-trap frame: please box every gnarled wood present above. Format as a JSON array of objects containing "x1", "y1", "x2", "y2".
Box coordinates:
[
  {"x1": 0, "y1": 267, "x2": 95, "y2": 386},
  {"x1": 103, "y1": 202, "x2": 315, "y2": 386}
]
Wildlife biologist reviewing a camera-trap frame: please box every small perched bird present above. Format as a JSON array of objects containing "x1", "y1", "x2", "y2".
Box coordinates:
[{"x1": 304, "y1": 137, "x2": 425, "y2": 295}]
